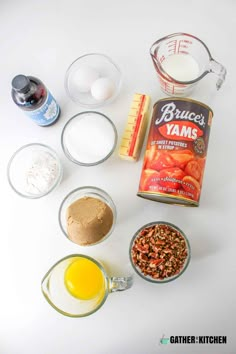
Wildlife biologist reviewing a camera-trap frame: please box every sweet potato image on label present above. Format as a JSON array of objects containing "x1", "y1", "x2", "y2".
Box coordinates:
[
  {"x1": 139, "y1": 169, "x2": 160, "y2": 191},
  {"x1": 170, "y1": 150, "x2": 194, "y2": 168},
  {"x1": 143, "y1": 146, "x2": 157, "y2": 169},
  {"x1": 159, "y1": 168, "x2": 185, "y2": 189},
  {"x1": 185, "y1": 160, "x2": 202, "y2": 181},
  {"x1": 148, "y1": 152, "x2": 175, "y2": 171}
]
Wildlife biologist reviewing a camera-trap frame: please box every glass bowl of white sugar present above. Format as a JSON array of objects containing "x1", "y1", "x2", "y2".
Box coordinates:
[
  {"x1": 7, "y1": 143, "x2": 63, "y2": 199},
  {"x1": 61, "y1": 111, "x2": 117, "y2": 166}
]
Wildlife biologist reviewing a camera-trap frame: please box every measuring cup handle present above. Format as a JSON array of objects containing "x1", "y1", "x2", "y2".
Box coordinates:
[
  {"x1": 209, "y1": 59, "x2": 227, "y2": 90},
  {"x1": 109, "y1": 276, "x2": 133, "y2": 292}
]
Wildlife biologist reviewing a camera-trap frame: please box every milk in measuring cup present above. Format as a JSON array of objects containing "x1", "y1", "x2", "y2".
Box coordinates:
[{"x1": 161, "y1": 54, "x2": 199, "y2": 81}]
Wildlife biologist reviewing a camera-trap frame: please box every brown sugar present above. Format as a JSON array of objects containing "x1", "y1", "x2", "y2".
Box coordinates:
[{"x1": 66, "y1": 197, "x2": 113, "y2": 246}]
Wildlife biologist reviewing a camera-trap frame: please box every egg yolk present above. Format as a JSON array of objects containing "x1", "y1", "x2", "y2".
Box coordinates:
[{"x1": 64, "y1": 258, "x2": 105, "y2": 300}]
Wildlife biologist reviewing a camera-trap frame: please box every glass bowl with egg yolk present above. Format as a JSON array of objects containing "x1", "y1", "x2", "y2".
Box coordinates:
[
  {"x1": 41, "y1": 254, "x2": 133, "y2": 317},
  {"x1": 41, "y1": 255, "x2": 109, "y2": 317},
  {"x1": 64, "y1": 257, "x2": 106, "y2": 301}
]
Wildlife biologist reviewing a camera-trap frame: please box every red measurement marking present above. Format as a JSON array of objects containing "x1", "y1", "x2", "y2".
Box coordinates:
[
  {"x1": 128, "y1": 95, "x2": 146, "y2": 157},
  {"x1": 160, "y1": 78, "x2": 176, "y2": 95},
  {"x1": 167, "y1": 40, "x2": 177, "y2": 54},
  {"x1": 167, "y1": 40, "x2": 177, "y2": 46},
  {"x1": 179, "y1": 50, "x2": 189, "y2": 55},
  {"x1": 159, "y1": 55, "x2": 165, "y2": 63},
  {"x1": 177, "y1": 39, "x2": 192, "y2": 53}
]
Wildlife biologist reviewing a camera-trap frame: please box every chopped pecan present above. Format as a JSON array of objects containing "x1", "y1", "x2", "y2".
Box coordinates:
[{"x1": 131, "y1": 223, "x2": 188, "y2": 280}]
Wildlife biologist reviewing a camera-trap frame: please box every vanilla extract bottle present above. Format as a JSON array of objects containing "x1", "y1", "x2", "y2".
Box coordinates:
[{"x1": 11, "y1": 74, "x2": 60, "y2": 126}]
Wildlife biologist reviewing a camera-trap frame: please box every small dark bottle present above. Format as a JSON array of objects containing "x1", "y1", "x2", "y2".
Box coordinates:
[{"x1": 11, "y1": 75, "x2": 60, "y2": 126}]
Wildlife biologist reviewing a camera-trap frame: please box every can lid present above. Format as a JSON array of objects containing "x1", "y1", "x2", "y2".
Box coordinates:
[{"x1": 12, "y1": 75, "x2": 31, "y2": 93}]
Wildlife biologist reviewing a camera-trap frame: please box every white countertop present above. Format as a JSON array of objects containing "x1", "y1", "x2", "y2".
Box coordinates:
[{"x1": 0, "y1": 1, "x2": 235, "y2": 353}]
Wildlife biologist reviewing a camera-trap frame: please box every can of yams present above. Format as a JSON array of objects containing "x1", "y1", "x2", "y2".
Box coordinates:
[{"x1": 137, "y1": 97, "x2": 213, "y2": 206}]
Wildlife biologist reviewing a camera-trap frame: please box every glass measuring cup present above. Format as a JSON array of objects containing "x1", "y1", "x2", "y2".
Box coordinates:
[
  {"x1": 150, "y1": 32, "x2": 226, "y2": 96},
  {"x1": 41, "y1": 254, "x2": 133, "y2": 317}
]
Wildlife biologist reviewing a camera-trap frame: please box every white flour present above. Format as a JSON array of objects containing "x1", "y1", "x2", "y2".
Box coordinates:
[{"x1": 26, "y1": 152, "x2": 59, "y2": 195}]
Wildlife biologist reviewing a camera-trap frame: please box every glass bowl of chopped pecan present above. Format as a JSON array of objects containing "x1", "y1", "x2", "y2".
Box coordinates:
[{"x1": 129, "y1": 222, "x2": 191, "y2": 283}]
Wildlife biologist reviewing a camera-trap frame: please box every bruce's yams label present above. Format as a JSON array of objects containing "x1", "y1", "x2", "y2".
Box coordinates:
[{"x1": 138, "y1": 98, "x2": 213, "y2": 206}]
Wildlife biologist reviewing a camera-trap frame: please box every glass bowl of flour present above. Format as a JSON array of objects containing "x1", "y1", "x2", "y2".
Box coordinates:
[
  {"x1": 7, "y1": 143, "x2": 63, "y2": 198},
  {"x1": 61, "y1": 111, "x2": 117, "y2": 166}
]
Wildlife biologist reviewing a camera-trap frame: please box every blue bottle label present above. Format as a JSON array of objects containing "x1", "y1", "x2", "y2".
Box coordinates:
[{"x1": 25, "y1": 90, "x2": 60, "y2": 126}]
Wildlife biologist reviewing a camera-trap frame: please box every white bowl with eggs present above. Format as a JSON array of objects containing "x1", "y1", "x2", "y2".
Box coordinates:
[{"x1": 65, "y1": 53, "x2": 122, "y2": 108}]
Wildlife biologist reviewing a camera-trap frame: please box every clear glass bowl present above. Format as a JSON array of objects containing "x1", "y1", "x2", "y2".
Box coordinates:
[
  {"x1": 7, "y1": 143, "x2": 63, "y2": 199},
  {"x1": 64, "y1": 53, "x2": 122, "y2": 108},
  {"x1": 61, "y1": 111, "x2": 117, "y2": 166},
  {"x1": 129, "y1": 221, "x2": 191, "y2": 283},
  {"x1": 58, "y1": 186, "x2": 117, "y2": 246}
]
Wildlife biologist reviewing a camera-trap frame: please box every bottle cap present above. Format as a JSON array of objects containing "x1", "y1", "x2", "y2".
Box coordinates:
[{"x1": 12, "y1": 75, "x2": 31, "y2": 93}]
